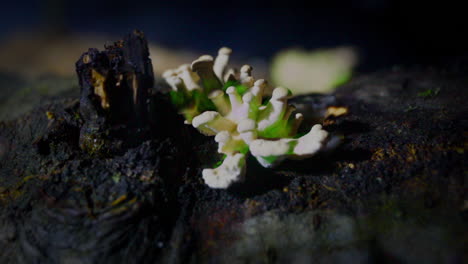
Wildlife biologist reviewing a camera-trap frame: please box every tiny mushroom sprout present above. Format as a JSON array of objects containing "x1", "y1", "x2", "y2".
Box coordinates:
[{"x1": 163, "y1": 47, "x2": 330, "y2": 189}]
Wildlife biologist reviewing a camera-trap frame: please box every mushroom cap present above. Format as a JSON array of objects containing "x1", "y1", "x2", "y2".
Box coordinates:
[
  {"x1": 208, "y1": 90, "x2": 224, "y2": 99},
  {"x1": 218, "y1": 47, "x2": 232, "y2": 55},
  {"x1": 198, "y1": 55, "x2": 214, "y2": 61},
  {"x1": 240, "y1": 64, "x2": 253, "y2": 73},
  {"x1": 250, "y1": 86, "x2": 262, "y2": 97},
  {"x1": 272, "y1": 87, "x2": 289, "y2": 100},
  {"x1": 192, "y1": 111, "x2": 219, "y2": 128},
  {"x1": 191, "y1": 55, "x2": 214, "y2": 71},
  {"x1": 162, "y1": 69, "x2": 176, "y2": 78},
  {"x1": 226, "y1": 86, "x2": 236, "y2": 94},
  {"x1": 254, "y1": 79, "x2": 266, "y2": 86}
]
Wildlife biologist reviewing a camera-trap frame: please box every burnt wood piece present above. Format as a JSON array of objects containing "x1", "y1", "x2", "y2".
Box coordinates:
[
  {"x1": 76, "y1": 30, "x2": 154, "y2": 127},
  {"x1": 75, "y1": 30, "x2": 154, "y2": 152}
]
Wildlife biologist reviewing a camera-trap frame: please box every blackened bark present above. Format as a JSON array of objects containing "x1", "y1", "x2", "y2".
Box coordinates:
[
  {"x1": 76, "y1": 30, "x2": 154, "y2": 127},
  {"x1": 75, "y1": 30, "x2": 154, "y2": 153}
]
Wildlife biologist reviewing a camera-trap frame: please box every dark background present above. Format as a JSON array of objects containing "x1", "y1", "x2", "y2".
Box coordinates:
[{"x1": 1, "y1": 0, "x2": 467, "y2": 72}]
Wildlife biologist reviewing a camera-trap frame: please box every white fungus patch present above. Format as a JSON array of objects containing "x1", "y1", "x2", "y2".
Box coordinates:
[
  {"x1": 163, "y1": 47, "x2": 334, "y2": 189},
  {"x1": 202, "y1": 153, "x2": 246, "y2": 189}
]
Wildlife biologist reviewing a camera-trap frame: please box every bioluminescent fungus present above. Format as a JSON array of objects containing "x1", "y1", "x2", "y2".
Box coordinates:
[{"x1": 163, "y1": 48, "x2": 330, "y2": 189}]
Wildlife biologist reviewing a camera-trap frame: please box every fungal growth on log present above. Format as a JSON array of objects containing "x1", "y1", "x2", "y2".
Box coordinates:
[{"x1": 163, "y1": 48, "x2": 330, "y2": 189}]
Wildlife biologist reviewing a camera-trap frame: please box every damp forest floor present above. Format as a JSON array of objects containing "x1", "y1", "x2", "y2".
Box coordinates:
[{"x1": 0, "y1": 66, "x2": 467, "y2": 263}]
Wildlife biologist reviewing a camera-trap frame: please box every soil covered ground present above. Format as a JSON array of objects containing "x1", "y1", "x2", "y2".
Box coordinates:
[{"x1": 0, "y1": 52, "x2": 467, "y2": 262}]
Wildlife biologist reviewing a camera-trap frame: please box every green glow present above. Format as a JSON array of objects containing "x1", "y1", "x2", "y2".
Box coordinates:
[
  {"x1": 417, "y1": 87, "x2": 440, "y2": 98},
  {"x1": 201, "y1": 77, "x2": 223, "y2": 94},
  {"x1": 256, "y1": 103, "x2": 273, "y2": 121},
  {"x1": 223, "y1": 80, "x2": 248, "y2": 95},
  {"x1": 286, "y1": 140, "x2": 298, "y2": 154},
  {"x1": 222, "y1": 138, "x2": 249, "y2": 154},
  {"x1": 248, "y1": 100, "x2": 260, "y2": 120},
  {"x1": 181, "y1": 105, "x2": 200, "y2": 122},
  {"x1": 192, "y1": 90, "x2": 216, "y2": 113},
  {"x1": 331, "y1": 71, "x2": 352, "y2": 87},
  {"x1": 172, "y1": 89, "x2": 217, "y2": 122},
  {"x1": 262, "y1": 155, "x2": 278, "y2": 164},
  {"x1": 258, "y1": 120, "x2": 291, "y2": 138},
  {"x1": 239, "y1": 145, "x2": 250, "y2": 155},
  {"x1": 213, "y1": 154, "x2": 227, "y2": 168},
  {"x1": 223, "y1": 80, "x2": 238, "y2": 91},
  {"x1": 169, "y1": 90, "x2": 187, "y2": 108},
  {"x1": 293, "y1": 131, "x2": 306, "y2": 138}
]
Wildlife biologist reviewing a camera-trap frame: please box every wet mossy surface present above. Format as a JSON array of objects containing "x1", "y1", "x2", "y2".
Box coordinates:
[{"x1": 0, "y1": 66, "x2": 467, "y2": 263}]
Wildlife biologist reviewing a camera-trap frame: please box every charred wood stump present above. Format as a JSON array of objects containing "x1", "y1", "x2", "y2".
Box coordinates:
[{"x1": 76, "y1": 30, "x2": 154, "y2": 154}]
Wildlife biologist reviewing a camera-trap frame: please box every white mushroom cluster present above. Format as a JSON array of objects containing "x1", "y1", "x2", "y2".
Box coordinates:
[{"x1": 163, "y1": 47, "x2": 329, "y2": 189}]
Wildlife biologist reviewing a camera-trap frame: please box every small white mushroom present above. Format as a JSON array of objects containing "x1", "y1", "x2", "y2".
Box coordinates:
[
  {"x1": 293, "y1": 124, "x2": 328, "y2": 156},
  {"x1": 209, "y1": 90, "x2": 231, "y2": 115},
  {"x1": 215, "y1": 131, "x2": 231, "y2": 153},
  {"x1": 249, "y1": 124, "x2": 328, "y2": 167},
  {"x1": 165, "y1": 75, "x2": 184, "y2": 91},
  {"x1": 202, "y1": 153, "x2": 246, "y2": 189},
  {"x1": 191, "y1": 55, "x2": 222, "y2": 93},
  {"x1": 192, "y1": 111, "x2": 219, "y2": 128},
  {"x1": 176, "y1": 64, "x2": 200, "y2": 91},
  {"x1": 240, "y1": 65, "x2": 255, "y2": 87},
  {"x1": 257, "y1": 87, "x2": 289, "y2": 131},
  {"x1": 162, "y1": 70, "x2": 185, "y2": 91},
  {"x1": 226, "y1": 86, "x2": 242, "y2": 111},
  {"x1": 241, "y1": 92, "x2": 254, "y2": 116},
  {"x1": 192, "y1": 111, "x2": 236, "y2": 135},
  {"x1": 226, "y1": 88, "x2": 252, "y2": 122},
  {"x1": 163, "y1": 47, "x2": 334, "y2": 188},
  {"x1": 240, "y1": 65, "x2": 253, "y2": 80},
  {"x1": 251, "y1": 79, "x2": 266, "y2": 104},
  {"x1": 162, "y1": 69, "x2": 176, "y2": 79},
  {"x1": 213, "y1": 47, "x2": 232, "y2": 82}
]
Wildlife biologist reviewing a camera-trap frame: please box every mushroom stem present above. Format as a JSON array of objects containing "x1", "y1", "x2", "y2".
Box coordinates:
[
  {"x1": 213, "y1": 47, "x2": 232, "y2": 82},
  {"x1": 177, "y1": 64, "x2": 200, "y2": 91},
  {"x1": 191, "y1": 55, "x2": 222, "y2": 94},
  {"x1": 192, "y1": 111, "x2": 236, "y2": 136},
  {"x1": 202, "y1": 153, "x2": 246, "y2": 189},
  {"x1": 209, "y1": 90, "x2": 231, "y2": 116}
]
